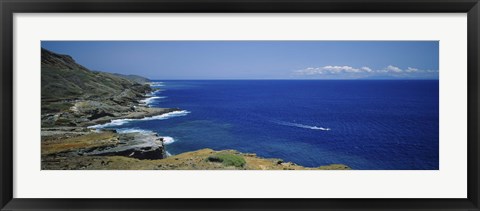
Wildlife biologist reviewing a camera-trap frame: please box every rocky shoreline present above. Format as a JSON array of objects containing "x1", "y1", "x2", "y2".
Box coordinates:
[
  {"x1": 41, "y1": 101, "x2": 351, "y2": 170},
  {"x1": 41, "y1": 87, "x2": 180, "y2": 164},
  {"x1": 41, "y1": 48, "x2": 183, "y2": 167},
  {"x1": 41, "y1": 95, "x2": 351, "y2": 170},
  {"x1": 41, "y1": 48, "x2": 350, "y2": 170},
  {"x1": 41, "y1": 109, "x2": 352, "y2": 170},
  {"x1": 42, "y1": 143, "x2": 351, "y2": 170}
]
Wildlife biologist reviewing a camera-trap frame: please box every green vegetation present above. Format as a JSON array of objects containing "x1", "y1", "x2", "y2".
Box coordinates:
[
  {"x1": 41, "y1": 66, "x2": 135, "y2": 101},
  {"x1": 41, "y1": 101, "x2": 73, "y2": 113},
  {"x1": 41, "y1": 48, "x2": 152, "y2": 115},
  {"x1": 112, "y1": 73, "x2": 151, "y2": 84},
  {"x1": 41, "y1": 48, "x2": 151, "y2": 102},
  {"x1": 207, "y1": 153, "x2": 246, "y2": 167}
]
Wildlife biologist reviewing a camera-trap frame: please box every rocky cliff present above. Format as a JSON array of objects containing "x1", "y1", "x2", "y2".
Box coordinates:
[
  {"x1": 41, "y1": 48, "x2": 151, "y2": 104},
  {"x1": 41, "y1": 48, "x2": 177, "y2": 127},
  {"x1": 41, "y1": 48, "x2": 175, "y2": 162}
]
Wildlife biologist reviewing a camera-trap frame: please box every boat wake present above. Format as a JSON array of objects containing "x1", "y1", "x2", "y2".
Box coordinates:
[{"x1": 273, "y1": 120, "x2": 331, "y2": 131}]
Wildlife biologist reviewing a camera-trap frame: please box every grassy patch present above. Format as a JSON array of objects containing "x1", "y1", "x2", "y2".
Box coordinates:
[
  {"x1": 41, "y1": 131, "x2": 117, "y2": 155},
  {"x1": 207, "y1": 153, "x2": 246, "y2": 167}
]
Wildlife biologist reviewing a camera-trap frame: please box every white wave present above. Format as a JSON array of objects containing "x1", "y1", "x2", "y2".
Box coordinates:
[
  {"x1": 149, "y1": 82, "x2": 165, "y2": 87},
  {"x1": 141, "y1": 110, "x2": 190, "y2": 121},
  {"x1": 145, "y1": 89, "x2": 162, "y2": 97},
  {"x1": 165, "y1": 151, "x2": 172, "y2": 157},
  {"x1": 273, "y1": 120, "x2": 331, "y2": 131},
  {"x1": 162, "y1": 136, "x2": 175, "y2": 145},
  {"x1": 88, "y1": 110, "x2": 190, "y2": 129},
  {"x1": 116, "y1": 128, "x2": 153, "y2": 134},
  {"x1": 140, "y1": 96, "x2": 166, "y2": 105},
  {"x1": 89, "y1": 119, "x2": 130, "y2": 129}
]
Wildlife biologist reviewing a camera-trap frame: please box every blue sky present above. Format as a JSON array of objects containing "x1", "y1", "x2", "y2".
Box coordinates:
[{"x1": 42, "y1": 41, "x2": 439, "y2": 80}]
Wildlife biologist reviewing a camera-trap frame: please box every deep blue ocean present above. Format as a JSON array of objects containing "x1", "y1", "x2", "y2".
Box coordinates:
[{"x1": 100, "y1": 80, "x2": 439, "y2": 170}]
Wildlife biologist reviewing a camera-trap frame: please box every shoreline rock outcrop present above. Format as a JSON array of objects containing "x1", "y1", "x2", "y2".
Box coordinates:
[
  {"x1": 41, "y1": 47, "x2": 171, "y2": 161},
  {"x1": 42, "y1": 146, "x2": 350, "y2": 170}
]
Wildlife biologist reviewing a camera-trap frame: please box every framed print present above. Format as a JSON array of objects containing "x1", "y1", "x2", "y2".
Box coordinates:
[{"x1": 1, "y1": 0, "x2": 479, "y2": 210}]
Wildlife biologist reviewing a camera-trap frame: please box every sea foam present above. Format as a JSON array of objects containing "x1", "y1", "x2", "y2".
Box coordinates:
[
  {"x1": 145, "y1": 89, "x2": 162, "y2": 97},
  {"x1": 140, "y1": 96, "x2": 166, "y2": 106},
  {"x1": 88, "y1": 110, "x2": 190, "y2": 129},
  {"x1": 115, "y1": 128, "x2": 153, "y2": 134},
  {"x1": 162, "y1": 136, "x2": 176, "y2": 145},
  {"x1": 149, "y1": 82, "x2": 165, "y2": 87}
]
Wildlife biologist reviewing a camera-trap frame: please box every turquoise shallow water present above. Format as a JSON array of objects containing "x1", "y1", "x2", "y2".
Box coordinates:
[{"x1": 97, "y1": 80, "x2": 439, "y2": 170}]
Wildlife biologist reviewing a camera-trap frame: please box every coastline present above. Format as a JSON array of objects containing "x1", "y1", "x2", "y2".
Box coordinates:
[
  {"x1": 41, "y1": 88, "x2": 178, "y2": 162},
  {"x1": 39, "y1": 47, "x2": 352, "y2": 170},
  {"x1": 41, "y1": 85, "x2": 351, "y2": 170},
  {"x1": 42, "y1": 148, "x2": 351, "y2": 170}
]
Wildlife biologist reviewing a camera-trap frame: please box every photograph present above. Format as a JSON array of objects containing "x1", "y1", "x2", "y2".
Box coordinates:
[
  {"x1": 2, "y1": 0, "x2": 477, "y2": 209},
  {"x1": 40, "y1": 41, "x2": 439, "y2": 170}
]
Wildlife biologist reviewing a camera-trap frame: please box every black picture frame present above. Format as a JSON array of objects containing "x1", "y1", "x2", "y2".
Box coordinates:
[{"x1": 1, "y1": 0, "x2": 479, "y2": 210}]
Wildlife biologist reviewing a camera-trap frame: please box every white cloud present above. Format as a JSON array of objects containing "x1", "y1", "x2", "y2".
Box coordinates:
[
  {"x1": 294, "y1": 67, "x2": 321, "y2": 75},
  {"x1": 384, "y1": 65, "x2": 403, "y2": 73},
  {"x1": 361, "y1": 66, "x2": 373, "y2": 72},
  {"x1": 406, "y1": 67, "x2": 419, "y2": 72},
  {"x1": 294, "y1": 65, "x2": 438, "y2": 77},
  {"x1": 322, "y1": 66, "x2": 360, "y2": 73},
  {"x1": 295, "y1": 65, "x2": 368, "y2": 75}
]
